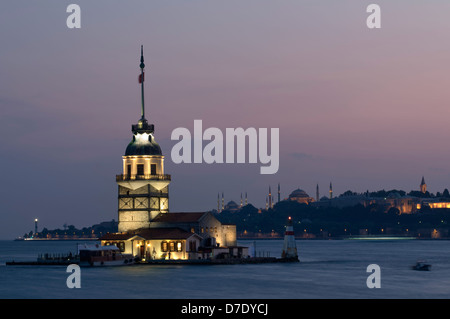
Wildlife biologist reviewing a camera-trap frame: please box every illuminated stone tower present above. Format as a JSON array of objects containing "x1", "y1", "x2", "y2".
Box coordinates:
[
  {"x1": 420, "y1": 176, "x2": 427, "y2": 194},
  {"x1": 116, "y1": 46, "x2": 171, "y2": 232}
]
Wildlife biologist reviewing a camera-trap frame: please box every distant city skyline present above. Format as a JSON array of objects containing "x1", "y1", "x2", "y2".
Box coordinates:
[
  {"x1": 1, "y1": 1, "x2": 450, "y2": 239},
  {"x1": 214, "y1": 175, "x2": 447, "y2": 209}
]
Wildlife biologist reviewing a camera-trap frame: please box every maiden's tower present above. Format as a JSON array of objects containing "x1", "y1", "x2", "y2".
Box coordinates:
[{"x1": 100, "y1": 47, "x2": 240, "y2": 261}]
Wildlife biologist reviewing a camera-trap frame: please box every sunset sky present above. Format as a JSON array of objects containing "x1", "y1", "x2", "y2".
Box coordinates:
[{"x1": 1, "y1": 1, "x2": 450, "y2": 239}]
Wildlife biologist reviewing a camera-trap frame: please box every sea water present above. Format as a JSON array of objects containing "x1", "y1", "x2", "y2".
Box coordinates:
[{"x1": 0, "y1": 239, "x2": 449, "y2": 299}]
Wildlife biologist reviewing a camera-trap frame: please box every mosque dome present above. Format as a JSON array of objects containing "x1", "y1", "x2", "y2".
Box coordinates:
[
  {"x1": 289, "y1": 189, "x2": 310, "y2": 199},
  {"x1": 224, "y1": 201, "x2": 240, "y2": 212},
  {"x1": 288, "y1": 188, "x2": 314, "y2": 205}
]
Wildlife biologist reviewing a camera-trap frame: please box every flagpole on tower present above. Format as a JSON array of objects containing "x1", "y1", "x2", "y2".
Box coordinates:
[
  {"x1": 131, "y1": 45, "x2": 154, "y2": 134},
  {"x1": 139, "y1": 45, "x2": 146, "y2": 121}
]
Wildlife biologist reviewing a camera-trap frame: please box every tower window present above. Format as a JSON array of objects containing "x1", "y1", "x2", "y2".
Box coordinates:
[
  {"x1": 151, "y1": 164, "x2": 157, "y2": 175},
  {"x1": 127, "y1": 164, "x2": 132, "y2": 176},
  {"x1": 137, "y1": 164, "x2": 144, "y2": 176}
]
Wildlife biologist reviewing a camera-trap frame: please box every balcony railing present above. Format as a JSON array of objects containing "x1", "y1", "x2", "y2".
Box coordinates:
[{"x1": 116, "y1": 174, "x2": 171, "y2": 182}]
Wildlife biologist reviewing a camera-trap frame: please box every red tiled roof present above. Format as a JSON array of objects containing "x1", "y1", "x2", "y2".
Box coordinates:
[
  {"x1": 136, "y1": 227, "x2": 196, "y2": 240},
  {"x1": 99, "y1": 227, "x2": 197, "y2": 241},
  {"x1": 99, "y1": 233, "x2": 134, "y2": 241},
  {"x1": 152, "y1": 212, "x2": 206, "y2": 223}
]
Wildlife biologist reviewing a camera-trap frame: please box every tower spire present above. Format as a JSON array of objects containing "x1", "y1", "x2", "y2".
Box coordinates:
[
  {"x1": 420, "y1": 176, "x2": 427, "y2": 194},
  {"x1": 132, "y1": 45, "x2": 154, "y2": 134},
  {"x1": 139, "y1": 45, "x2": 146, "y2": 121}
]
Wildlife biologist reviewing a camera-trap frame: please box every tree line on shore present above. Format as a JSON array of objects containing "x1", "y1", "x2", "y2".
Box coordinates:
[{"x1": 21, "y1": 220, "x2": 118, "y2": 239}]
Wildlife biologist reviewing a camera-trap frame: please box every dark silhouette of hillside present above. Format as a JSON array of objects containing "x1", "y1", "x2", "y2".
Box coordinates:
[{"x1": 215, "y1": 198, "x2": 450, "y2": 239}]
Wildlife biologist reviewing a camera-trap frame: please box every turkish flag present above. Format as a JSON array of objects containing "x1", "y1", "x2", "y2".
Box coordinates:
[{"x1": 138, "y1": 72, "x2": 145, "y2": 83}]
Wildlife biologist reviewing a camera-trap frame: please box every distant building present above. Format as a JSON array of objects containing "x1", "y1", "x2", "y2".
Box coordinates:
[
  {"x1": 311, "y1": 194, "x2": 369, "y2": 209},
  {"x1": 224, "y1": 201, "x2": 240, "y2": 212},
  {"x1": 380, "y1": 192, "x2": 418, "y2": 214},
  {"x1": 311, "y1": 190, "x2": 420, "y2": 214},
  {"x1": 418, "y1": 200, "x2": 450, "y2": 210},
  {"x1": 420, "y1": 176, "x2": 427, "y2": 194},
  {"x1": 288, "y1": 189, "x2": 315, "y2": 205}
]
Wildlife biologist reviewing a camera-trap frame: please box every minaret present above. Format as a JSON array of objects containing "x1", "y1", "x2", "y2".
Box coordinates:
[
  {"x1": 222, "y1": 192, "x2": 224, "y2": 210},
  {"x1": 217, "y1": 193, "x2": 221, "y2": 212},
  {"x1": 245, "y1": 192, "x2": 248, "y2": 205},
  {"x1": 116, "y1": 46, "x2": 171, "y2": 232},
  {"x1": 420, "y1": 176, "x2": 427, "y2": 194},
  {"x1": 329, "y1": 182, "x2": 333, "y2": 199},
  {"x1": 268, "y1": 186, "x2": 272, "y2": 209},
  {"x1": 316, "y1": 184, "x2": 319, "y2": 202},
  {"x1": 281, "y1": 216, "x2": 299, "y2": 261},
  {"x1": 240, "y1": 193, "x2": 243, "y2": 208},
  {"x1": 278, "y1": 183, "x2": 281, "y2": 203},
  {"x1": 265, "y1": 196, "x2": 268, "y2": 210}
]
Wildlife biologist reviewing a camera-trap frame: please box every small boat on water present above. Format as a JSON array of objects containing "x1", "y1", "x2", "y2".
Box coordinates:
[
  {"x1": 78, "y1": 244, "x2": 135, "y2": 267},
  {"x1": 412, "y1": 260, "x2": 431, "y2": 271}
]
